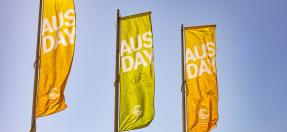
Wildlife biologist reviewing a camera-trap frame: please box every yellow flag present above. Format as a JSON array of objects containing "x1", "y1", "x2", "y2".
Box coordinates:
[
  {"x1": 119, "y1": 12, "x2": 155, "y2": 131},
  {"x1": 36, "y1": 0, "x2": 76, "y2": 117},
  {"x1": 185, "y1": 25, "x2": 218, "y2": 131}
]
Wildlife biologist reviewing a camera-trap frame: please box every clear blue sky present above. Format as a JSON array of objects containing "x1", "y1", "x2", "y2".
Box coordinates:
[{"x1": 1, "y1": 0, "x2": 287, "y2": 132}]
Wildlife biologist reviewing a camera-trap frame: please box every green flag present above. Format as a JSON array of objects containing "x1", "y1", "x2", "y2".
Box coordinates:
[{"x1": 119, "y1": 12, "x2": 155, "y2": 131}]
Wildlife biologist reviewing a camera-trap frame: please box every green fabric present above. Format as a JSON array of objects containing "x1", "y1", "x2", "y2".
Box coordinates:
[{"x1": 119, "y1": 13, "x2": 155, "y2": 131}]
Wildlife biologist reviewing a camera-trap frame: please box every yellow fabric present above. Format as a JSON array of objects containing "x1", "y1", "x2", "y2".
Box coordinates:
[
  {"x1": 119, "y1": 12, "x2": 155, "y2": 131},
  {"x1": 185, "y1": 25, "x2": 218, "y2": 132},
  {"x1": 36, "y1": 0, "x2": 75, "y2": 117}
]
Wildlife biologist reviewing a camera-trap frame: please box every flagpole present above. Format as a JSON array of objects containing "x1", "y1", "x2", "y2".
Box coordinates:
[
  {"x1": 31, "y1": 0, "x2": 42, "y2": 132},
  {"x1": 114, "y1": 9, "x2": 120, "y2": 132},
  {"x1": 181, "y1": 24, "x2": 186, "y2": 132}
]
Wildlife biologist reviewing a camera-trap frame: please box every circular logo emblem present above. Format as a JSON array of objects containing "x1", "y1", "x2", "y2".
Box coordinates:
[
  {"x1": 49, "y1": 87, "x2": 60, "y2": 100},
  {"x1": 132, "y1": 105, "x2": 143, "y2": 116},
  {"x1": 199, "y1": 109, "x2": 209, "y2": 119}
]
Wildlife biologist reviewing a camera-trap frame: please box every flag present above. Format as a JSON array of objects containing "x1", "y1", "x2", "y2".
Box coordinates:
[
  {"x1": 36, "y1": 0, "x2": 76, "y2": 117},
  {"x1": 185, "y1": 25, "x2": 218, "y2": 131},
  {"x1": 119, "y1": 12, "x2": 155, "y2": 131}
]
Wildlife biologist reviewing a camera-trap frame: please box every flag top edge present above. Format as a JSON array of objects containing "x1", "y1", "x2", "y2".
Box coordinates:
[
  {"x1": 121, "y1": 11, "x2": 151, "y2": 20},
  {"x1": 184, "y1": 24, "x2": 216, "y2": 30}
]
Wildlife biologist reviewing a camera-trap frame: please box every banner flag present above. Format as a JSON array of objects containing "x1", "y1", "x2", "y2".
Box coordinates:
[
  {"x1": 185, "y1": 25, "x2": 218, "y2": 132},
  {"x1": 36, "y1": 0, "x2": 76, "y2": 117},
  {"x1": 119, "y1": 12, "x2": 155, "y2": 131}
]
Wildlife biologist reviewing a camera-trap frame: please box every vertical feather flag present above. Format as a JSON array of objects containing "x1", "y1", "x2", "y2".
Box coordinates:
[
  {"x1": 119, "y1": 12, "x2": 155, "y2": 131},
  {"x1": 185, "y1": 25, "x2": 218, "y2": 132},
  {"x1": 36, "y1": 0, "x2": 76, "y2": 117}
]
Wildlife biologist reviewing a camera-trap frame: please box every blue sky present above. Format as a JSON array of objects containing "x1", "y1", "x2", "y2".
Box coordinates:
[{"x1": 0, "y1": 0, "x2": 287, "y2": 132}]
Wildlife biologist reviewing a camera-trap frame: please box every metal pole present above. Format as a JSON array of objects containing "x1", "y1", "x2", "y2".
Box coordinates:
[
  {"x1": 181, "y1": 24, "x2": 186, "y2": 132},
  {"x1": 31, "y1": 0, "x2": 42, "y2": 132},
  {"x1": 114, "y1": 9, "x2": 120, "y2": 132}
]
